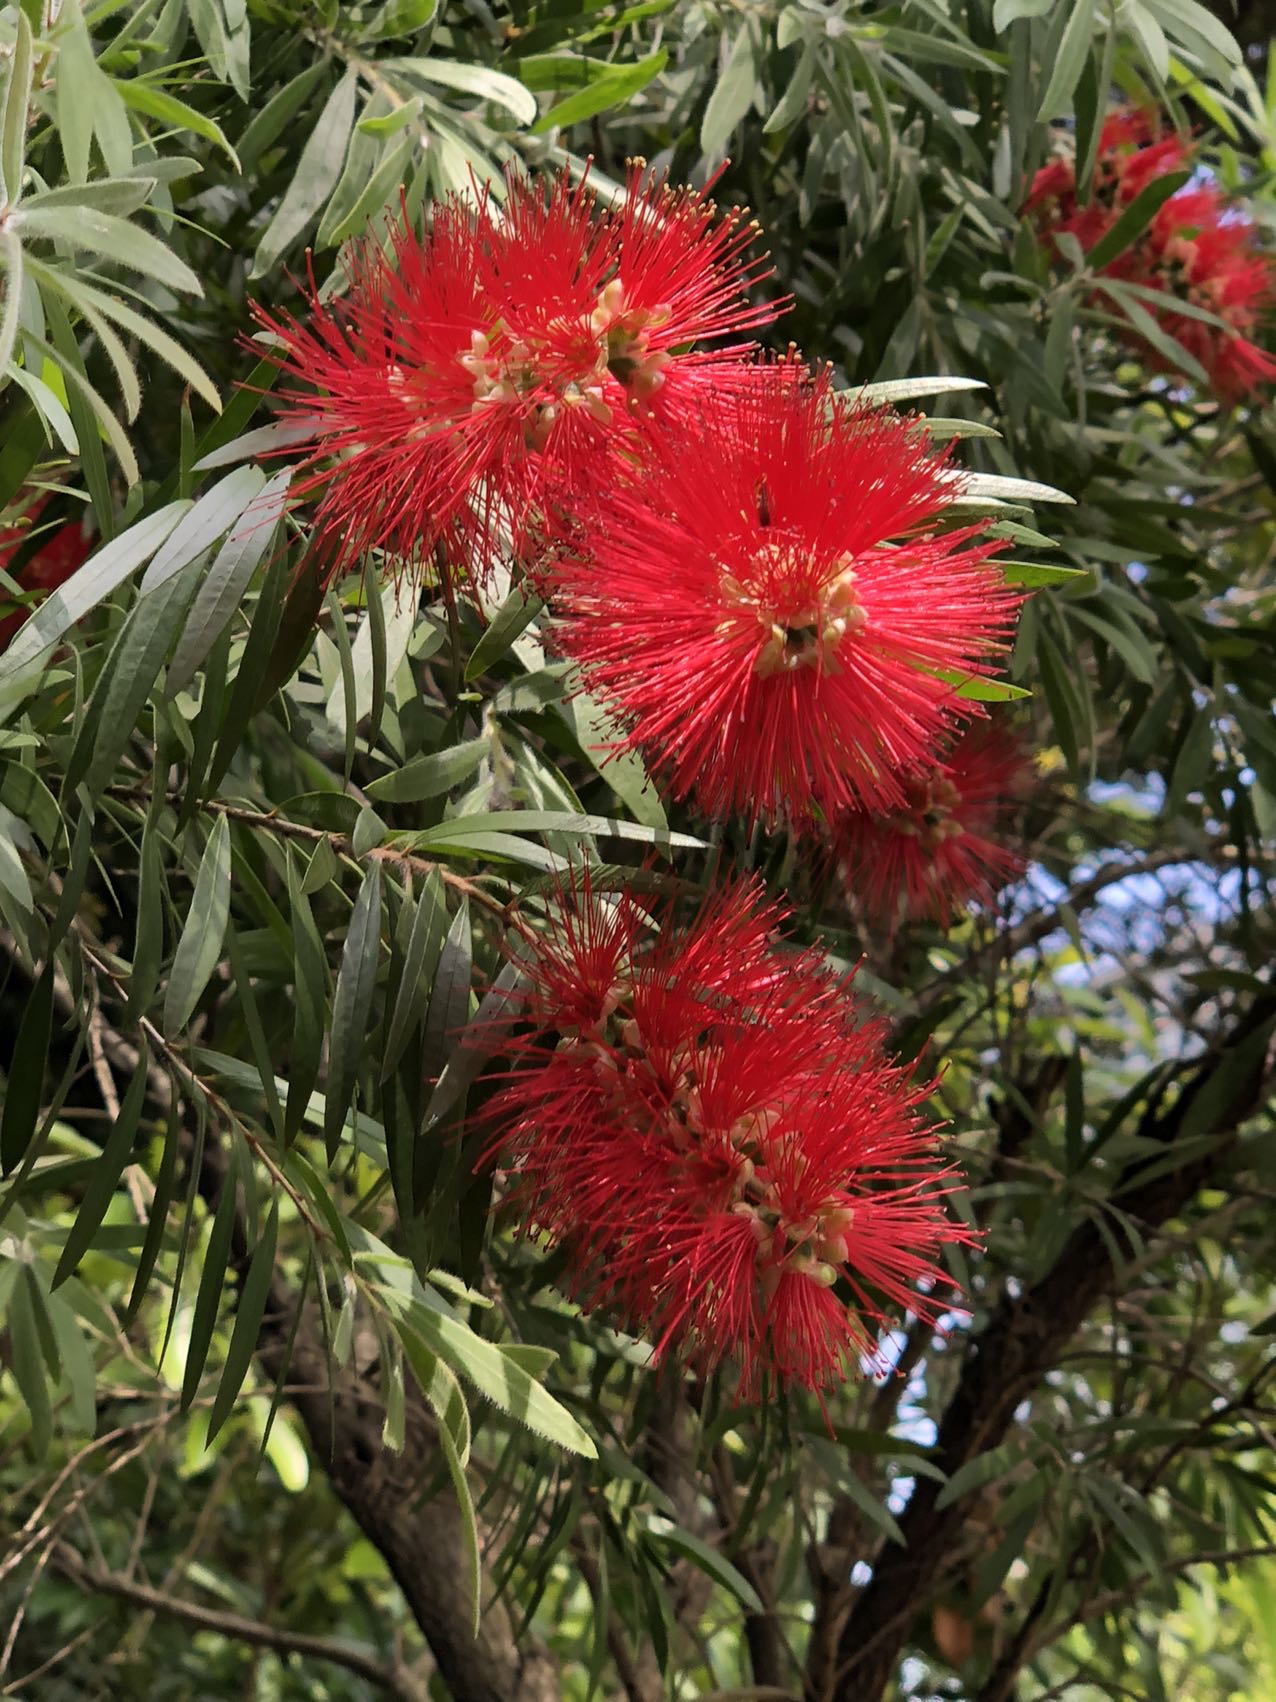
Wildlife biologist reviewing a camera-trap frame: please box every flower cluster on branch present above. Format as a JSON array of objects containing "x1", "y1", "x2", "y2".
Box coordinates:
[
  {"x1": 250, "y1": 158, "x2": 1046, "y2": 1392},
  {"x1": 484, "y1": 878, "x2": 974, "y2": 1394},
  {"x1": 1030, "y1": 109, "x2": 1276, "y2": 398}
]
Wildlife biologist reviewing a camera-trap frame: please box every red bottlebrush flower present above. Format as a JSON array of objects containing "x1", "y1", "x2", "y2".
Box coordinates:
[
  {"x1": 1029, "y1": 110, "x2": 1276, "y2": 400},
  {"x1": 547, "y1": 365, "x2": 1019, "y2": 825},
  {"x1": 1142, "y1": 189, "x2": 1276, "y2": 398},
  {"x1": 830, "y1": 722, "x2": 1029, "y2": 928},
  {"x1": 481, "y1": 877, "x2": 974, "y2": 1397},
  {"x1": 1027, "y1": 109, "x2": 1192, "y2": 233},
  {"x1": 0, "y1": 496, "x2": 92, "y2": 652},
  {"x1": 249, "y1": 163, "x2": 780, "y2": 589}
]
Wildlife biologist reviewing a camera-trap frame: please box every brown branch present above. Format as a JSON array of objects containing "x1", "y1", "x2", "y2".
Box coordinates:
[
  {"x1": 974, "y1": 1366, "x2": 1276, "y2": 1702},
  {"x1": 917, "y1": 847, "x2": 1223, "y2": 1014},
  {"x1": 51, "y1": 1542, "x2": 427, "y2": 1701},
  {"x1": 819, "y1": 988, "x2": 1276, "y2": 1702},
  {"x1": 1053, "y1": 1542, "x2": 1276, "y2": 1636},
  {"x1": 107, "y1": 788, "x2": 518, "y2": 921},
  {"x1": 575, "y1": 1543, "x2": 661, "y2": 1702},
  {"x1": 193, "y1": 1134, "x2": 564, "y2": 1702}
]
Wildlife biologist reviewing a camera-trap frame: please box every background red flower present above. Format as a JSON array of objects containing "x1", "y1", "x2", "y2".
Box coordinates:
[
  {"x1": 0, "y1": 496, "x2": 92, "y2": 653},
  {"x1": 1029, "y1": 110, "x2": 1276, "y2": 399},
  {"x1": 830, "y1": 722, "x2": 1029, "y2": 928}
]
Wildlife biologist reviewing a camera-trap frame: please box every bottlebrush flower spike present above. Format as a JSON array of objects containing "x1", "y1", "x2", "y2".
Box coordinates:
[
  {"x1": 547, "y1": 364, "x2": 1019, "y2": 825},
  {"x1": 1027, "y1": 109, "x2": 1193, "y2": 246},
  {"x1": 1029, "y1": 110, "x2": 1276, "y2": 400},
  {"x1": 831, "y1": 722, "x2": 1029, "y2": 928},
  {"x1": 249, "y1": 163, "x2": 780, "y2": 589},
  {"x1": 481, "y1": 876, "x2": 975, "y2": 1396},
  {"x1": 0, "y1": 495, "x2": 92, "y2": 653}
]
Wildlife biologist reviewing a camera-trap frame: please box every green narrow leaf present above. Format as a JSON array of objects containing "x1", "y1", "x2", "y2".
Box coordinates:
[
  {"x1": 365, "y1": 565, "x2": 389, "y2": 749},
  {"x1": 126, "y1": 1112, "x2": 182, "y2": 1325},
  {"x1": 126, "y1": 816, "x2": 166, "y2": 1019},
  {"x1": 381, "y1": 872, "x2": 447, "y2": 1081},
  {"x1": 285, "y1": 855, "x2": 327, "y2": 1144},
  {"x1": 559, "y1": 692, "x2": 667, "y2": 831},
  {"x1": 700, "y1": 25, "x2": 757, "y2": 157},
  {"x1": 45, "y1": 291, "x2": 119, "y2": 532},
  {"x1": 381, "y1": 1330, "x2": 406, "y2": 1450},
  {"x1": 46, "y1": 1291, "x2": 95, "y2": 1434},
  {"x1": 64, "y1": 552, "x2": 203, "y2": 801},
  {"x1": 1085, "y1": 169, "x2": 1191, "y2": 270},
  {"x1": 0, "y1": 958, "x2": 54, "y2": 1174},
  {"x1": 250, "y1": 556, "x2": 325, "y2": 715},
  {"x1": 403, "y1": 1330, "x2": 480, "y2": 1633},
  {"x1": 531, "y1": 49, "x2": 667, "y2": 133},
  {"x1": 250, "y1": 70, "x2": 359, "y2": 279},
  {"x1": 466, "y1": 587, "x2": 544, "y2": 682},
  {"x1": 1163, "y1": 709, "x2": 1214, "y2": 819},
  {"x1": 1069, "y1": 605, "x2": 1157, "y2": 685},
  {"x1": 204, "y1": 1200, "x2": 279, "y2": 1445},
  {"x1": 936, "y1": 1443, "x2": 1020, "y2": 1509},
  {"x1": 391, "y1": 56, "x2": 537, "y2": 125},
  {"x1": 324, "y1": 863, "x2": 383, "y2": 1162},
  {"x1": 362, "y1": 0, "x2": 439, "y2": 40},
  {"x1": 1, "y1": 9, "x2": 33, "y2": 208},
  {"x1": 9, "y1": 1266, "x2": 52, "y2": 1456},
  {"x1": 52, "y1": 1052, "x2": 149, "y2": 1287},
  {"x1": 641, "y1": 1516, "x2": 764, "y2": 1611},
  {"x1": 26, "y1": 256, "x2": 223, "y2": 414},
  {"x1": 113, "y1": 77, "x2": 239, "y2": 164},
  {"x1": 1000, "y1": 560, "x2": 1086, "y2": 588},
  {"x1": 1037, "y1": 0, "x2": 1096, "y2": 119},
  {"x1": 325, "y1": 587, "x2": 358, "y2": 783},
  {"x1": 0, "y1": 501, "x2": 189, "y2": 682},
  {"x1": 21, "y1": 178, "x2": 157, "y2": 218},
  {"x1": 0, "y1": 231, "x2": 24, "y2": 376},
  {"x1": 180, "y1": 1147, "x2": 241, "y2": 1411},
  {"x1": 208, "y1": 542, "x2": 289, "y2": 789},
  {"x1": 142, "y1": 467, "x2": 266, "y2": 594},
  {"x1": 366, "y1": 738, "x2": 489, "y2": 803},
  {"x1": 402, "y1": 1301, "x2": 596, "y2": 1457},
  {"x1": 420, "y1": 899, "x2": 471, "y2": 1107},
  {"x1": 226, "y1": 928, "x2": 284, "y2": 1144},
  {"x1": 167, "y1": 470, "x2": 290, "y2": 695},
  {"x1": 237, "y1": 62, "x2": 330, "y2": 172},
  {"x1": 47, "y1": 806, "x2": 94, "y2": 952},
  {"x1": 422, "y1": 958, "x2": 525, "y2": 1136},
  {"x1": 323, "y1": 130, "x2": 415, "y2": 247},
  {"x1": 854, "y1": 376, "x2": 986, "y2": 404},
  {"x1": 162, "y1": 814, "x2": 232, "y2": 1033},
  {"x1": 1094, "y1": 279, "x2": 1210, "y2": 388},
  {"x1": 14, "y1": 205, "x2": 203, "y2": 295},
  {"x1": 54, "y1": 12, "x2": 95, "y2": 186}
]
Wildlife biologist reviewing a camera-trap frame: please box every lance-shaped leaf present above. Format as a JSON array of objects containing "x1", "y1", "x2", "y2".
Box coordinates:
[
  {"x1": 163, "y1": 815, "x2": 232, "y2": 1034},
  {"x1": 324, "y1": 863, "x2": 383, "y2": 1161},
  {"x1": 0, "y1": 503, "x2": 189, "y2": 683},
  {"x1": 205, "y1": 1200, "x2": 279, "y2": 1445},
  {"x1": 53, "y1": 1052, "x2": 149, "y2": 1287}
]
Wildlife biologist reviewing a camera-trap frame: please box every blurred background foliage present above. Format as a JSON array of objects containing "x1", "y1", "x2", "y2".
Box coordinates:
[{"x1": 0, "y1": 1, "x2": 1273, "y2": 1699}]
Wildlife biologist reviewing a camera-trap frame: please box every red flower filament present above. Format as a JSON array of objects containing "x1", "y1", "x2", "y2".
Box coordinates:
[
  {"x1": 548, "y1": 367, "x2": 1019, "y2": 824},
  {"x1": 832, "y1": 722, "x2": 1029, "y2": 927},
  {"x1": 0, "y1": 495, "x2": 92, "y2": 653},
  {"x1": 482, "y1": 879, "x2": 974, "y2": 1395},
  {"x1": 249, "y1": 164, "x2": 780, "y2": 587},
  {"x1": 1029, "y1": 110, "x2": 1276, "y2": 399}
]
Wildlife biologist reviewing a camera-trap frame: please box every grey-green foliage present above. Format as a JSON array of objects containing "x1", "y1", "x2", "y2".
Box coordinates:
[{"x1": 0, "y1": 2, "x2": 1273, "y2": 1701}]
